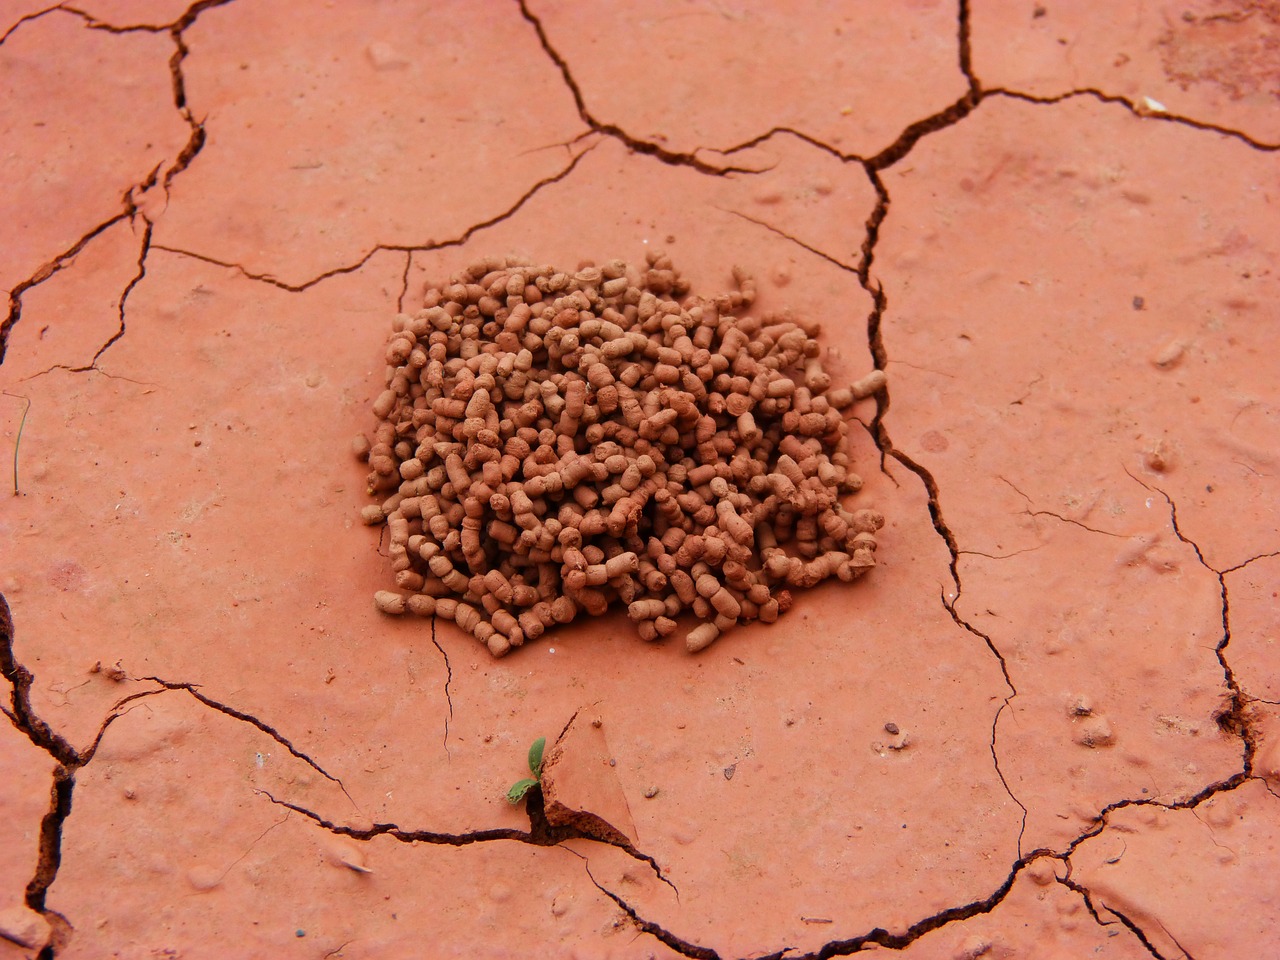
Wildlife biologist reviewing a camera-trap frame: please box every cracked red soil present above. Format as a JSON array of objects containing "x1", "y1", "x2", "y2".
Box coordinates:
[{"x1": 2, "y1": 1, "x2": 1278, "y2": 958}]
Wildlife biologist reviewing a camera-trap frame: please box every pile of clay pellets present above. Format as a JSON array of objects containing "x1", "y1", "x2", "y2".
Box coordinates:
[{"x1": 355, "y1": 252, "x2": 885, "y2": 656}]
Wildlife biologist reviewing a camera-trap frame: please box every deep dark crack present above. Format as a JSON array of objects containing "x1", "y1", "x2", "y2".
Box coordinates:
[
  {"x1": 256, "y1": 782, "x2": 676, "y2": 893},
  {"x1": 2, "y1": 595, "x2": 107, "y2": 938},
  {"x1": 867, "y1": 91, "x2": 981, "y2": 171},
  {"x1": 573, "y1": 853, "x2": 718, "y2": 960},
  {"x1": 2, "y1": 597, "x2": 80, "y2": 767},
  {"x1": 761, "y1": 859, "x2": 1028, "y2": 960},
  {"x1": 0, "y1": 4, "x2": 60, "y2": 45},
  {"x1": 0, "y1": 1, "x2": 221, "y2": 366},
  {"x1": 24, "y1": 765, "x2": 73, "y2": 913},
  {"x1": 516, "y1": 0, "x2": 761, "y2": 177},
  {"x1": 1057, "y1": 873, "x2": 1169, "y2": 959},
  {"x1": 25, "y1": 218, "x2": 152, "y2": 380},
  {"x1": 1095, "y1": 904, "x2": 1179, "y2": 960},
  {"x1": 1, "y1": 214, "x2": 129, "y2": 365}
]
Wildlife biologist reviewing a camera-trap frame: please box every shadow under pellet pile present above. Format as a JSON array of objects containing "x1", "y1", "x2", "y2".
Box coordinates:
[{"x1": 356, "y1": 253, "x2": 885, "y2": 656}]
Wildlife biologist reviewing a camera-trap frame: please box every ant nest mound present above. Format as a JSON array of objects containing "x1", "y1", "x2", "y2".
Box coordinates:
[{"x1": 356, "y1": 252, "x2": 885, "y2": 657}]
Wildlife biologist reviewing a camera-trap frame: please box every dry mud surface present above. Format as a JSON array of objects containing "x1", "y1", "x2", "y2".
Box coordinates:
[{"x1": 2, "y1": 2, "x2": 1278, "y2": 958}]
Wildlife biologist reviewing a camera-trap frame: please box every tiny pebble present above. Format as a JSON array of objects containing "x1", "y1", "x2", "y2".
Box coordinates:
[{"x1": 1152, "y1": 339, "x2": 1185, "y2": 369}]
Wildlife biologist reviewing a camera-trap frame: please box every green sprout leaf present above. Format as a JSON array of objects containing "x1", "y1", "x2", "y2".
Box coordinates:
[
  {"x1": 527, "y1": 737, "x2": 546, "y2": 779},
  {"x1": 506, "y1": 778, "x2": 538, "y2": 804}
]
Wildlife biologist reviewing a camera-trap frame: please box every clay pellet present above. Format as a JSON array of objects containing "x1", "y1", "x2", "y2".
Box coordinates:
[{"x1": 361, "y1": 256, "x2": 882, "y2": 657}]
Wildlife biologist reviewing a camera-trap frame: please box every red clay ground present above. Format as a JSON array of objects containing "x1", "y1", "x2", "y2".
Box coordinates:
[{"x1": 2, "y1": 1, "x2": 1277, "y2": 958}]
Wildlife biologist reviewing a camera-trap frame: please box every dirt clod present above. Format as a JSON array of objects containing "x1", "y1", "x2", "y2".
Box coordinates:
[{"x1": 360, "y1": 255, "x2": 883, "y2": 656}]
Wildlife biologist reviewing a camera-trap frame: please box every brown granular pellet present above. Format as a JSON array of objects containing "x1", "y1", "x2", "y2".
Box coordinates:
[{"x1": 358, "y1": 253, "x2": 884, "y2": 656}]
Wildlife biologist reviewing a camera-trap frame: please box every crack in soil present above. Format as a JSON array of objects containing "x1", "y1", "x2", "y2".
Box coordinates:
[
  {"x1": 1222, "y1": 550, "x2": 1280, "y2": 575},
  {"x1": 428, "y1": 615, "x2": 453, "y2": 757},
  {"x1": 0, "y1": 213, "x2": 129, "y2": 365},
  {"x1": 754, "y1": 860, "x2": 1033, "y2": 960},
  {"x1": 570, "y1": 853, "x2": 715, "y2": 960},
  {"x1": 1022, "y1": 473, "x2": 1267, "y2": 959},
  {"x1": 395, "y1": 250, "x2": 412, "y2": 314},
  {"x1": 255, "y1": 781, "x2": 677, "y2": 896},
  {"x1": 1123, "y1": 469, "x2": 1257, "y2": 780},
  {"x1": 516, "y1": 0, "x2": 764, "y2": 178},
  {"x1": 21, "y1": 219, "x2": 153, "y2": 382},
  {"x1": 1050, "y1": 772, "x2": 1262, "y2": 960},
  {"x1": 991, "y1": 87, "x2": 1280, "y2": 152},
  {"x1": 708, "y1": 122, "x2": 1034, "y2": 867},
  {"x1": 0, "y1": 1, "x2": 220, "y2": 366},
  {"x1": 134, "y1": 675, "x2": 355, "y2": 803},
  {"x1": 710, "y1": 125, "x2": 1034, "y2": 861},
  {"x1": 719, "y1": 209, "x2": 860, "y2": 273},
  {"x1": 151, "y1": 140, "x2": 600, "y2": 294},
  {"x1": 1, "y1": 598, "x2": 80, "y2": 768},
  {"x1": 996, "y1": 476, "x2": 1133, "y2": 539},
  {"x1": 1057, "y1": 872, "x2": 1174, "y2": 960},
  {"x1": 1, "y1": 597, "x2": 160, "y2": 952},
  {"x1": 0, "y1": 4, "x2": 60, "y2": 45}
]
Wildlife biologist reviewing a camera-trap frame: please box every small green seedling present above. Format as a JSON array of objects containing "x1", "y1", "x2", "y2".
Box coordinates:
[{"x1": 505, "y1": 736, "x2": 546, "y2": 804}]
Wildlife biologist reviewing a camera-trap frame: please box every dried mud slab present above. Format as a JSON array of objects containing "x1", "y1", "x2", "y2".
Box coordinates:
[
  {"x1": 1071, "y1": 780, "x2": 1280, "y2": 958},
  {"x1": 878, "y1": 94, "x2": 1278, "y2": 570},
  {"x1": 0, "y1": 249, "x2": 411, "y2": 751},
  {"x1": 973, "y1": 0, "x2": 1280, "y2": 143},
  {"x1": 156, "y1": 0, "x2": 586, "y2": 283},
  {"x1": 876, "y1": 93, "x2": 1265, "y2": 849},
  {"x1": 960, "y1": 519, "x2": 1238, "y2": 851},
  {"x1": 0, "y1": 10, "x2": 190, "y2": 296},
  {"x1": 6, "y1": 111, "x2": 1014, "y2": 955},
  {"x1": 539, "y1": 710, "x2": 637, "y2": 847},
  {"x1": 0, "y1": 219, "x2": 144, "y2": 382}
]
